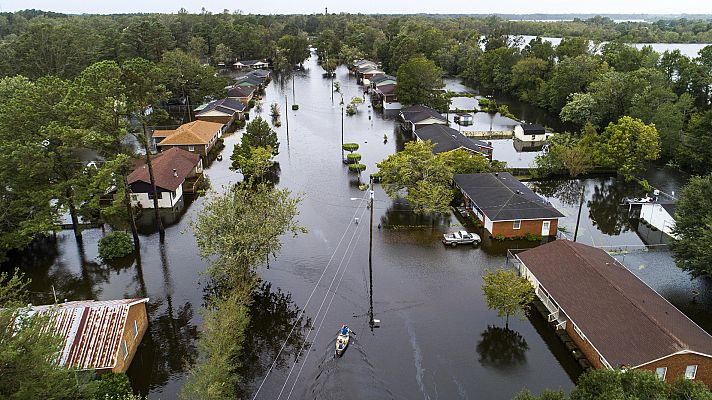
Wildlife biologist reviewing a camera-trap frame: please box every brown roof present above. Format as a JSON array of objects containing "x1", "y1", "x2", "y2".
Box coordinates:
[
  {"x1": 151, "y1": 129, "x2": 174, "y2": 138},
  {"x1": 30, "y1": 298, "x2": 149, "y2": 370},
  {"x1": 157, "y1": 120, "x2": 223, "y2": 147},
  {"x1": 517, "y1": 240, "x2": 712, "y2": 367},
  {"x1": 128, "y1": 147, "x2": 201, "y2": 191},
  {"x1": 227, "y1": 85, "x2": 255, "y2": 99}
]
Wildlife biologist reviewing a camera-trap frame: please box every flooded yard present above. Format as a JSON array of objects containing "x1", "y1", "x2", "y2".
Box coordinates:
[{"x1": 3, "y1": 53, "x2": 709, "y2": 399}]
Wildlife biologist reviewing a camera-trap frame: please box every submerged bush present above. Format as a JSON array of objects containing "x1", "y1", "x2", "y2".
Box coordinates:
[{"x1": 98, "y1": 231, "x2": 134, "y2": 261}]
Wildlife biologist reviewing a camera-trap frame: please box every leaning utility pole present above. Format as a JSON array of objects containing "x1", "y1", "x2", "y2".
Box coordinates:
[
  {"x1": 368, "y1": 184, "x2": 375, "y2": 331},
  {"x1": 573, "y1": 185, "x2": 585, "y2": 242},
  {"x1": 285, "y1": 95, "x2": 289, "y2": 141},
  {"x1": 341, "y1": 106, "x2": 344, "y2": 160}
]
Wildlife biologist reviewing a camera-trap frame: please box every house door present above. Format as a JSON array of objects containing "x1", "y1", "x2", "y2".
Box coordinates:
[{"x1": 541, "y1": 220, "x2": 551, "y2": 236}]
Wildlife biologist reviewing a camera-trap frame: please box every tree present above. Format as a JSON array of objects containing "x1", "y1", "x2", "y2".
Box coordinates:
[
  {"x1": 481, "y1": 268, "x2": 535, "y2": 328},
  {"x1": 556, "y1": 37, "x2": 590, "y2": 59},
  {"x1": 213, "y1": 43, "x2": 232, "y2": 65},
  {"x1": 440, "y1": 149, "x2": 492, "y2": 175},
  {"x1": 0, "y1": 271, "x2": 82, "y2": 399},
  {"x1": 559, "y1": 92, "x2": 600, "y2": 127},
  {"x1": 277, "y1": 33, "x2": 310, "y2": 68},
  {"x1": 395, "y1": 55, "x2": 446, "y2": 110},
  {"x1": 231, "y1": 146, "x2": 274, "y2": 182},
  {"x1": 120, "y1": 16, "x2": 175, "y2": 62},
  {"x1": 239, "y1": 116, "x2": 279, "y2": 156},
  {"x1": 598, "y1": 116, "x2": 660, "y2": 180},
  {"x1": 511, "y1": 57, "x2": 550, "y2": 103},
  {"x1": 377, "y1": 140, "x2": 454, "y2": 213},
  {"x1": 158, "y1": 49, "x2": 226, "y2": 113},
  {"x1": 121, "y1": 57, "x2": 170, "y2": 234},
  {"x1": 671, "y1": 173, "x2": 712, "y2": 278}
]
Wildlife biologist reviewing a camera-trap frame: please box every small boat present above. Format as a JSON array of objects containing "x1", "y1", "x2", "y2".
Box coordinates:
[
  {"x1": 216, "y1": 153, "x2": 223, "y2": 161},
  {"x1": 335, "y1": 325, "x2": 350, "y2": 357}
]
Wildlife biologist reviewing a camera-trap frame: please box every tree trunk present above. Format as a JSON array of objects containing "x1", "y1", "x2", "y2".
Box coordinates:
[
  {"x1": 122, "y1": 175, "x2": 140, "y2": 249},
  {"x1": 65, "y1": 187, "x2": 82, "y2": 238},
  {"x1": 142, "y1": 123, "x2": 165, "y2": 236}
]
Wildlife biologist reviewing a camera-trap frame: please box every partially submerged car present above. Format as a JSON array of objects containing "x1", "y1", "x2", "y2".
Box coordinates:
[{"x1": 442, "y1": 230, "x2": 481, "y2": 246}]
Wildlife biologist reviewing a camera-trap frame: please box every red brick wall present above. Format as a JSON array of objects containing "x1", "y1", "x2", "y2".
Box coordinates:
[
  {"x1": 639, "y1": 353, "x2": 712, "y2": 388},
  {"x1": 565, "y1": 321, "x2": 606, "y2": 369},
  {"x1": 491, "y1": 219, "x2": 558, "y2": 238}
]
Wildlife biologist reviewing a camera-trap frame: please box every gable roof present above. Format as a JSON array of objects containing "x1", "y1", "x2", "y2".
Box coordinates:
[
  {"x1": 128, "y1": 147, "x2": 201, "y2": 191},
  {"x1": 248, "y1": 69, "x2": 271, "y2": 78},
  {"x1": 227, "y1": 85, "x2": 256, "y2": 99},
  {"x1": 661, "y1": 203, "x2": 677, "y2": 216},
  {"x1": 375, "y1": 83, "x2": 396, "y2": 96},
  {"x1": 415, "y1": 125, "x2": 492, "y2": 155},
  {"x1": 371, "y1": 74, "x2": 396, "y2": 84},
  {"x1": 29, "y1": 298, "x2": 149, "y2": 370},
  {"x1": 400, "y1": 105, "x2": 447, "y2": 124},
  {"x1": 520, "y1": 123, "x2": 546, "y2": 134},
  {"x1": 157, "y1": 120, "x2": 224, "y2": 147},
  {"x1": 234, "y1": 59, "x2": 267, "y2": 66},
  {"x1": 518, "y1": 240, "x2": 712, "y2": 367},
  {"x1": 453, "y1": 172, "x2": 564, "y2": 221},
  {"x1": 358, "y1": 64, "x2": 383, "y2": 74},
  {"x1": 197, "y1": 98, "x2": 246, "y2": 115}
]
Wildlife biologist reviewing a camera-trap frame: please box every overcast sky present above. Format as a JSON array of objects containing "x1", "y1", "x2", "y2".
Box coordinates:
[{"x1": 0, "y1": 0, "x2": 710, "y2": 15}]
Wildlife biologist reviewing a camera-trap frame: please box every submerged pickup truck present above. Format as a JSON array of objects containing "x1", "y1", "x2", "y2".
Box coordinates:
[{"x1": 442, "y1": 230, "x2": 481, "y2": 246}]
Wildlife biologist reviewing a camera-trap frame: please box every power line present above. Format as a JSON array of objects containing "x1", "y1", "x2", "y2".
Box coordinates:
[{"x1": 250, "y1": 191, "x2": 369, "y2": 400}]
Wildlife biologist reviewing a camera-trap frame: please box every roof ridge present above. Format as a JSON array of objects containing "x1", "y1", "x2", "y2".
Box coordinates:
[{"x1": 565, "y1": 241, "x2": 688, "y2": 351}]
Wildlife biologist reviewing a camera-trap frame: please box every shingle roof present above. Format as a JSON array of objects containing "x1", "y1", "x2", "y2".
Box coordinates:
[
  {"x1": 661, "y1": 203, "x2": 677, "y2": 216},
  {"x1": 358, "y1": 65, "x2": 383, "y2": 74},
  {"x1": 197, "y1": 98, "x2": 246, "y2": 115},
  {"x1": 375, "y1": 83, "x2": 396, "y2": 96},
  {"x1": 227, "y1": 85, "x2": 256, "y2": 99},
  {"x1": 414, "y1": 125, "x2": 492, "y2": 155},
  {"x1": 400, "y1": 105, "x2": 447, "y2": 124},
  {"x1": 30, "y1": 298, "x2": 149, "y2": 370},
  {"x1": 454, "y1": 172, "x2": 564, "y2": 221},
  {"x1": 157, "y1": 120, "x2": 223, "y2": 147},
  {"x1": 518, "y1": 240, "x2": 712, "y2": 367},
  {"x1": 371, "y1": 74, "x2": 396, "y2": 84},
  {"x1": 248, "y1": 69, "x2": 271, "y2": 78},
  {"x1": 520, "y1": 123, "x2": 546, "y2": 134},
  {"x1": 128, "y1": 147, "x2": 201, "y2": 191}
]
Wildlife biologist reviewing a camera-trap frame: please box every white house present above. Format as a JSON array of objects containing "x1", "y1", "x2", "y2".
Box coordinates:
[
  {"x1": 514, "y1": 123, "x2": 552, "y2": 142},
  {"x1": 128, "y1": 147, "x2": 203, "y2": 209},
  {"x1": 640, "y1": 202, "x2": 678, "y2": 238}
]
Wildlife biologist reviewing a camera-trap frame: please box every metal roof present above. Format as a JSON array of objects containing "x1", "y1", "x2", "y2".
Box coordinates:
[
  {"x1": 414, "y1": 124, "x2": 492, "y2": 155},
  {"x1": 30, "y1": 298, "x2": 149, "y2": 370}
]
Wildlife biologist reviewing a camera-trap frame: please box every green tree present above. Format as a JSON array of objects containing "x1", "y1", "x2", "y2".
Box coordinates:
[
  {"x1": 377, "y1": 140, "x2": 454, "y2": 213},
  {"x1": 671, "y1": 173, "x2": 712, "y2": 278},
  {"x1": 598, "y1": 116, "x2": 660, "y2": 180},
  {"x1": 560, "y1": 92, "x2": 600, "y2": 127},
  {"x1": 511, "y1": 57, "x2": 550, "y2": 103},
  {"x1": 237, "y1": 116, "x2": 280, "y2": 157},
  {"x1": 158, "y1": 49, "x2": 226, "y2": 112},
  {"x1": 395, "y1": 55, "x2": 446, "y2": 109},
  {"x1": 481, "y1": 268, "x2": 535, "y2": 328},
  {"x1": 556, "y1": 37, "x2": 590, "y2": 59},
  {"x1": 277, "y1": 33, "x2": 310, "y2": 68},
  {"x1": 230, "y1": 146, "x2": 274, "y2": 182},
  {"x1": 0, "y1": 271, "x2": 81, "y2": 399},
  {"x1": 440, "y1": 149, "x2": 492, "y2": 175},
  {"x1": 120, "y1": 16, "x2": 176, "y2": 62}
]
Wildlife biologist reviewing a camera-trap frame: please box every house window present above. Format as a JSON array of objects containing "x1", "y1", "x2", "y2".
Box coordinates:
[
  {"x1": 131, "y1": 195, "x2": 138, "y2": 201},
  {"x1": 513, "y1": 220, "x2": 521, "y2": 230},
  {"x1": 531, "y1": 135, "x2": 536, "y2": 140},
  {"x1": 147, "y1": 191, "x2": 155, "y2": 199},
  {"x1": 188, "y1": 145, "x2": 195, "y2": 152},
  {"x1": 133, "y1": 320, "x2": 139, "y2": 339},
  {"x1": 122, "y1": 340, "x2": 129, "y2": 360},
  {"x1": 656, "y1": 367, "x2": 667, "y2": 381},
  {"x1": 685, "y1": 365, "x2": 698, "y2": 379}
]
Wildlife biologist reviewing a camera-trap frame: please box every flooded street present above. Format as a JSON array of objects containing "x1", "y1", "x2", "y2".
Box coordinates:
[{"x1": 4, "y1": 53, "x2": 711, "y2": 399}]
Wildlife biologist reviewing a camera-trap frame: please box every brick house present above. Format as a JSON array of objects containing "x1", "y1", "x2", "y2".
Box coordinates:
[
  {"x1": 195, "y1": 98, "x2": 246, "y2": 126},
  {"x1": 155, "y1": 120, "x2": 225, "y2": 159},
  {"x1": 28, "y1": 298, "x2": 149, "y2": 373},
  {"x1": 414, "y1": 124, "x2": 493, "y2": 160},
  {"x1": 127, "y1": 147, "x2": 203, "y2": 209},
  {"x1": 454, "y1": 172, "x2": 563, "y2": 238},
  {"x1": 515, "y1": 240, "x2": 712, "y2": 387}
]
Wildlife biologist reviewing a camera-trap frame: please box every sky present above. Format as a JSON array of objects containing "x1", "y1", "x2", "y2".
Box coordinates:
[{"x1": 0, "y1": 0, "x2": 710, "y2": 16}]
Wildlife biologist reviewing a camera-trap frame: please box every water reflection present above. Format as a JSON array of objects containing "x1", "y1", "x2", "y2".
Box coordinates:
[
  {"x1": 587, "y1": 178, "x2": 640, "y2": 236},
  {"x1": 476, "y1": 325, "x2": 529, "y2": 370},
  {"x1": 237, "y1": 281, "x2": 311, "y2": 398},
  {"x1": 380, "y1": 198, "x2": 452, "y2": 230},
  {"x1": 530, "y1": 179, "x2": 583, "y2": 207}
]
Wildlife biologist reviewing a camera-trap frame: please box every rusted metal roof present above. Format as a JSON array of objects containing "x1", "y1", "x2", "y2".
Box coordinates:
[{"x1": 30, "y1": 298, "x2": 149, "y2": 370}]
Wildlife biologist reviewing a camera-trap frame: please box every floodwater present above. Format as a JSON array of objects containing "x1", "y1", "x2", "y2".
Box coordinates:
[
  {"x1": 3, "y1": 53, "x2": 710, "y2": 400},
  {"x1": 517, "y1": 35, "x2": 711, "y2": 58}
]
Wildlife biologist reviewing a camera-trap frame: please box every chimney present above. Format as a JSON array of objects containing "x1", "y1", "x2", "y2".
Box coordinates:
[{"x1": 173, "y1": 168, "x2": 178, "y2": 177}]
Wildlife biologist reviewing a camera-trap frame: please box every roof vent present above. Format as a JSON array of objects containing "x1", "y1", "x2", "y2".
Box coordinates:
[
  {"x1": 494, "y1": 172, "x2": 499, "y2": 176},
  {"x1": 516, "y1": 190, "x2": 522, "y2": 195},
  {"x1": 173, "y1": 168, "x2": 178, "y2": 177}
]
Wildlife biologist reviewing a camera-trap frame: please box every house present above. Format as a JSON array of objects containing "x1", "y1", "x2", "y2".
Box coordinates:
[
  {"x1": 234, "y1": 75, "x2": 264, "y2": 89},
  {"x1": 195, "y1": 98, "x2": 246, "y2": 126},
  {"x1": 27, "y1": 298, "x2": 149, "y2": 373},
  {"x1": 233, "y1": 59, "x2": 269, "y2": 69},
  {"x1": 128, "y1": 147, "x2": 203, "y2": 208},
  {"x1": 247, "y1": 69, "x2": 271, "y2": 81},
  {"x1": 454, "y1": 172, "x2": 564, "y2": 237},
  {"x1": 227, "y1": 86, "x2": 256, "y2": 104},
  {"x1": 155, "y1": 120, "x2": 225, "y2": 158},
  {"x1": 399, "y1": 105, "x2": 448, "y2": 132},
  {"x1": 454, "y1": 113, "x2": 473, "y2": 126},
  {"x1": 357, "y1": 65, "x2": 385, "y2": 82},
  {"x1": 373, "y1": 83, "x2": 401, "y2": 110},
  {"x1": 514, "y1": 123, "x2": 552, "y2": 142},
  {"x1": 414, "y1": 124, "x2": 493, "y2": 159},
  {"x1": 515, "y1": 240, "x2": 712, "y2": 387},
  {"x1": 352, "y1": 59, "x2": 378, "y2": 71},
  {"x1": 639, "y1": 202, "x2": 678, "y2": 239},
  {"x1": 370, "y1": 74, "x2": 397, "y2": 89}
]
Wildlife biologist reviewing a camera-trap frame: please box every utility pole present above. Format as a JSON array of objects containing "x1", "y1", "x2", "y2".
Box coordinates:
[
  {"x1": 368, "y1": 183, "x2": 375, "y2": 331},
  {"x1": 341, "y1": 106, "x2": 344, "y2": 160},
  {"x1": 292, "y1": 75, "x2": 296, "y2": 103},
  {"x1": 285, "y1": 95, "x2": 289, "y2": 141},
  {"x1": 573, "y1": 185, "x2": 585, "y2": 242}
]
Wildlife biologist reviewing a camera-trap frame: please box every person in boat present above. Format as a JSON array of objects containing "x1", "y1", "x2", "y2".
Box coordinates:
[{"x1": 341, "y1": 325, "x2": 348, "y2": 335}]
